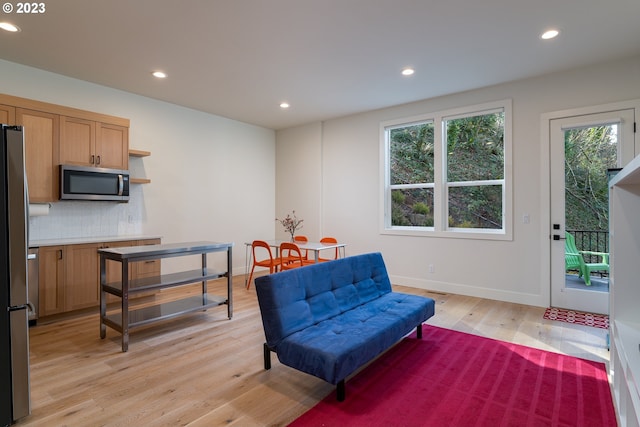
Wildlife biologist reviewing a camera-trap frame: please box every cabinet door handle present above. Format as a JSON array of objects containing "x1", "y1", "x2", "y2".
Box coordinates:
[
  {"x1": 90, "y1": 154, "x2": 95, "y2": 164},
  {"x1": 57, "y1": 249, "x2": 63, "y2": 260},
  {"x1": 96, "y1": 155, "x2": 101, "y2": 165}
]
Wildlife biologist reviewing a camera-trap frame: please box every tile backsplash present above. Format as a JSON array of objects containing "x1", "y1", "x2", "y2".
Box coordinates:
[{"x1": 29, "y1": 185, "x2": 143, "y2": 241}]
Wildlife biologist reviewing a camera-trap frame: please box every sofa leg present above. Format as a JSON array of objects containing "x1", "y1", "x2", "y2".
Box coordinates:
[
  {"x1": 417, "y1": 323, "x2": 423, "y2": 339},
  {"x1": 336, "y1": 380, "x2": 345, "y2": 401},
  {"x1": 264, "y1": 343, "x2": 271, "y2": 370}
]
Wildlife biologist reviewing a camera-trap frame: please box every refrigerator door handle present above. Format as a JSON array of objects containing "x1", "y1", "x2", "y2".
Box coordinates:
[
  {"x1": 8, "y1": 302, "x2": 35, "y2": 313},
  {"x1": 8, "y1": 302, "x2": 33, "y2": 313}
]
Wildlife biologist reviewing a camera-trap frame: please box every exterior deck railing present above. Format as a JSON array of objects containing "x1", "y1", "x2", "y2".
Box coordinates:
[{"x1": 567, "y1": 229, "x2": 609, "y2": 277}]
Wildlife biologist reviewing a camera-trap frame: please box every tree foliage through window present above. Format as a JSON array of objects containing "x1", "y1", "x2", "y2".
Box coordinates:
[
  {"x1": 564, "y1": 125, "x2": 617, "y2": 232},
  {"x1": 387, "y1": 108, "x2": 506, "y2": 230}
]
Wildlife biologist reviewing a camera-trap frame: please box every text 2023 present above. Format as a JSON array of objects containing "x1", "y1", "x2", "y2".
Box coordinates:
[{"x1": 17, "y1": 2, "x2": 46, "y2": 13}]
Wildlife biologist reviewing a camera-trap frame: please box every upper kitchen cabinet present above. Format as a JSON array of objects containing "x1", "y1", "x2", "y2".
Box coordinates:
[
  {"x1": 59, "y1": 116, "x2": 95, "y2": 167},
  {"x1": 0, "y1": 104, "x2": 16, "y2": 124},
  {"x1": 0, "y1": 93, "x2": 130, "y2": 201},
  {"x1": 60, "y1": 116, "x2": 128, "y2": 170},
  {"x1": 97, "y1": 123, "x2": 128, "y2": 170},
  {"x1": 16, "y1": 108, "x2": 60, "y2": 203}
]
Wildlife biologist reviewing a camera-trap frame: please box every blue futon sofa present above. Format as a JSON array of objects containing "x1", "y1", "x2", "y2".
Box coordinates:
[{"x1": 255, "y1": 252, "x2": 435, "y2": 401}]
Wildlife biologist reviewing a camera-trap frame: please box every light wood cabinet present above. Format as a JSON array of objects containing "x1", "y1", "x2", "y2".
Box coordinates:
[
  {"x1": 59, "y1": 116, "x2": 96, "y2": 167},
  {"x1": 39, "y1": 244, "x2": 100, "y2": 315},
  {"x1": 97, "y1": 123, "x2": 128, "y2": 170},
  {"x1": 38, "y1": 246, "x2": 65, "y2": 317},
  {"x1": 60, "y1": 117, "x2": 128, "y2": 170},
  {"x1": 16, "y1": 108, "x2": 59, "y2": 203},
  {"x1": 0, "y1": 104, "x2": 16, "y2": 124},
  {"x1": 38, "y1": 239, "x2": 161, "y2": 317},
  {"x1": 1, "y1": 93, "x2": 130, "y2": 202},
  {"x1": 65, "y1": 243, "x2": 101, "y2": 311}
]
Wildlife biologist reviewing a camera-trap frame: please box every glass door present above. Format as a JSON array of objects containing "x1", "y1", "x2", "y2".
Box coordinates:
[{"x1": 550, "y1": 109, "x2": 635, "y2": 314}]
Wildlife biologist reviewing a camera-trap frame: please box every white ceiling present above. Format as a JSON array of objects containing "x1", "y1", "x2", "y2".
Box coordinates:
[{"x1": 1, "y1": 0, "x2": 639, "y2": 130}]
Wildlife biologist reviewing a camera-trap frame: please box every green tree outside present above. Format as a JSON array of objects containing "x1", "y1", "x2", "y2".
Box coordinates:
[{"x1": 564, "y1": 125, "x2": 617, "y2": 248}]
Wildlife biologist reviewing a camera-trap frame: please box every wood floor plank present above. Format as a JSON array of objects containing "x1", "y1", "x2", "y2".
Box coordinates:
[{"x1": 15, "y1": 275, "x2": 610, "y2": 426}]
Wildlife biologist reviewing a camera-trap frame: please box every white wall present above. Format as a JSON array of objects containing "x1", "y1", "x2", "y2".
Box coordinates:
[
  {"x1": 0, "y1": 59, "x2": 276, "y2": 275},
  {"x1": 276, "y1": 122, "x2": 323, "y2": 240},
  {"x1": 276, "y1": 55, "x2": 640, "y2": 308}
]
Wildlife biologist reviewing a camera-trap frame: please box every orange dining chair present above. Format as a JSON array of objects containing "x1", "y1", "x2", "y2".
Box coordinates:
[
  {"x1": 318, "y1": 237, "x2": 339, "y2": 262},
  {"x1": 280, "y1": 242, "x2": 315, "y2": 271},
  {"x1": 318, "y1": 237, "x2": 338, "y2": 262},
  {"x1": 293, "y1": 235, "x2": 309, "y2": 260},
  {"x1": 246, "y1": 240, "x2": 282, "y2": 289}
]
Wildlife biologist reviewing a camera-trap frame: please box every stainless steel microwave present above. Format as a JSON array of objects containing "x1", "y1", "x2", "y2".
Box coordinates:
[{"x1": 60, "y1": 165, "x2": 129, "y2": 202}]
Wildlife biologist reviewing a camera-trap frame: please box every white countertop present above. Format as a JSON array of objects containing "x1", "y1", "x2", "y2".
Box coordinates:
[{"x1": 30, "y1": 235, "x2": 162, "y2": 248}]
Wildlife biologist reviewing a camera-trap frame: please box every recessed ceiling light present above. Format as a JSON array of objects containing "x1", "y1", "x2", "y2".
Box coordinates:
[
  {"x1": 280, "y1": 102, "x2": 290, "y2": 109},
  {"x1": 152, "y1": 71, "x2": 167, "y2": 78},
  {"x1": 402, "y1": 68, "x2": 415, "y2": 76},
  {"x1": 541, "y1": 29, "x2": 559, "y2": 40},
  {"x1": 0, "y1": 22, "x2": 21, "y2": 32}
]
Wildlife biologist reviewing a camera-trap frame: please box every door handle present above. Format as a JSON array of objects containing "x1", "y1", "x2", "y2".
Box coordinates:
[{"x1": 552, "y1": 224, "x2": 565, "y2": 240}]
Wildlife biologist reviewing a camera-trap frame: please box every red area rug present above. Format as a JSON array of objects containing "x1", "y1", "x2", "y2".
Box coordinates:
[
  {"x1": 543, "y1": 307, "x2": 609, "y2": 329},
  {"x1": 289, "y1": 326, "x2": 615, "y2": 427}
]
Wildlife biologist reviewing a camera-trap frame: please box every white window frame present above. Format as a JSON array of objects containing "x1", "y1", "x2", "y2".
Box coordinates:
[{"x1": 380, "y1": 99, "x2": 513, "y2": 240}]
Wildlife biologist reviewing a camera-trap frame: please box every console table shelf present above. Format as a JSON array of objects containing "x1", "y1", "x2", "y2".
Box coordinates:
[
  {"x1": 102, "y1": 269, "x2": 227, "y2": 297},
  {"x1": 99, "y1": 241, "x2": 233, "y2": 352},
  {"x1": 103, "y1": 294, "x2": 228, "y2": 331}
]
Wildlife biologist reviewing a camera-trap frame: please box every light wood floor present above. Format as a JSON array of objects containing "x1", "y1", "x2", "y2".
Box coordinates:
[{"x1": 16, "y1": 275, "x2": 610, "y2": 427}]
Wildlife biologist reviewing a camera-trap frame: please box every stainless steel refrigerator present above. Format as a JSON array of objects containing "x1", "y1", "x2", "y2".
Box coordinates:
[{"x1": 0, "y1": 125, "x2": 31, "y2": 425}]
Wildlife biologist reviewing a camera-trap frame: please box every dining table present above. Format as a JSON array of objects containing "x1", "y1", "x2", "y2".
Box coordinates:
[{"x1": 244, "y1": 239, "x2": 347, "y2": 287}]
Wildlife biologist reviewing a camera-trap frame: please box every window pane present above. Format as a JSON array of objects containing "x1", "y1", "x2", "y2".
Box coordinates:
[
  {"x1": 391, "y1": 188, "x2": 434, "y2": 227},
  {"x1": 448, "y1": 185, "x2": 502, "y2": 229},
  {"x1": 382, "y1": 100, "x2": 510, "y2": 237},
  {"x1": 446, "y1": 111, "x2": 504, "y2": 182},
  {"x1": 389, "y1": 122, "x2": 434, "y2": 185},
  {"x1": 564, "y1": 124, "x2": 618, "y2": 232}
]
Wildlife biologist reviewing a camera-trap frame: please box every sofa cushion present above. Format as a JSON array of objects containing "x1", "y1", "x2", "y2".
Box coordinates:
[
  {"x1": 276, "y1": 291, "x2": 435, "y2": 384},
  {"x1": 256, "y1": 252, "x2": 393, "y2": 349}
]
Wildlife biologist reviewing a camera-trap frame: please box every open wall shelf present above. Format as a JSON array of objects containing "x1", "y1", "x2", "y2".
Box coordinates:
[{"x1": 129, "y1": 148, "x2": 151, "y2": 184}]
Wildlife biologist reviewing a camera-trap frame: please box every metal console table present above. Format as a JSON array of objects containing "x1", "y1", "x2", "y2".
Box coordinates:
[{"x1": 99, "y1": 241, "x2": 233, "y2": 352}]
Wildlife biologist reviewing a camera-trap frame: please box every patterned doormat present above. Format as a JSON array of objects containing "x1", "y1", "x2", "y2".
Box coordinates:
[{"x1": 543, "y1": 307, "x2": 609, "y2": 329}]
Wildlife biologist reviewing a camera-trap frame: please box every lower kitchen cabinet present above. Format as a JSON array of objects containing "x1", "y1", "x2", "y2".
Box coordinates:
[
  {"x1": 38, "y1": 246, "x2": 65, "y2": 317},
  {"x1": 65, "y1": 243, "x2": 102, "y2": 311},
  {"x1": 38, "y1": 239, "x2": 161, "y2": 317}
]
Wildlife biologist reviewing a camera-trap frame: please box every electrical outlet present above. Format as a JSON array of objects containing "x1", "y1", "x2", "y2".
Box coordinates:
[{"x1": 429, "y1": 264, "x2": 434, "y2": 274}]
